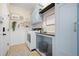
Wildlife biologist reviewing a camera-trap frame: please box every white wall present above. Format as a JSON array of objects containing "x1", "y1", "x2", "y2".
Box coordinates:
[
  {"x1": 9, "y1": 4, "x2": 31, "y2": 45},
  {"x1": 2, "y1": 4, "x2": 10, "y2": 55},
  {"x1": 9, "y1": 4, "x2": 31, "y2": 22},
  {"x1": 0, "y1": 4, "x2": 10, "y2": 55},
  {"x1": 0, "y1": 4, "x2": 3, "y2": 56}
]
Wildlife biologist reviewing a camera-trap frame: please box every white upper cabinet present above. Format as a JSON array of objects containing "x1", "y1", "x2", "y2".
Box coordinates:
[{"x1": 32, "y1": 4, "x2": 42, "y2": 24}]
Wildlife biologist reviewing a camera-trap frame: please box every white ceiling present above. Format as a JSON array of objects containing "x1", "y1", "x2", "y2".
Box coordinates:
[{"x1": 10, "y1": 3, "x2": 38, "y2": 11}]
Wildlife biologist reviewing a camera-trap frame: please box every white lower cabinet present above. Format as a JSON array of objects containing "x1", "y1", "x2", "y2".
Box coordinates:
[{"x1": 26, "y1": 31, "x2": 36, "y2": 50}]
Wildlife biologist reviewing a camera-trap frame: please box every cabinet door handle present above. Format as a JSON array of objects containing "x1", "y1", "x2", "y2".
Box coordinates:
[{"x1": 74, "y1": 22, "x2": 77, "y2": 32}]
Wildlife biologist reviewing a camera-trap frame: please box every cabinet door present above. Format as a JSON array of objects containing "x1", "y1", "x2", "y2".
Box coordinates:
[{"x1": 55, "y1": 3, "x2": 77, "y2": 56}]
